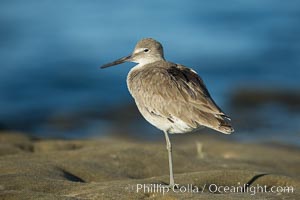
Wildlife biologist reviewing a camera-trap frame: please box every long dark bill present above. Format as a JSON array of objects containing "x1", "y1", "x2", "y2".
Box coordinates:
[{"x1": 100, "y1": 55, "x2": 131, "y2": 69}]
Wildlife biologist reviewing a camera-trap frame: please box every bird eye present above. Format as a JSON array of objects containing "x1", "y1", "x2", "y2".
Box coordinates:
[{"x1": 144, "y1": 48, "x2": 149, "y2": 53}]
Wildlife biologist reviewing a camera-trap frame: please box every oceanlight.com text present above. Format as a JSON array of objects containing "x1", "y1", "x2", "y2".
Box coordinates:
[{"x1": 130, "y1": 183, "x2": 294, "y2": 195}]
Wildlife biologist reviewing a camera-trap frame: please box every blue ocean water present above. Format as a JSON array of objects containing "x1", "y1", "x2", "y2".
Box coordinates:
[{"x1": 0, "y1": 1, "x2": 299, "y2": 144}]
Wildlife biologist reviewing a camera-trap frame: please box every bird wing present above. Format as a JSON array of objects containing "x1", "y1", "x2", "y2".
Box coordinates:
[{"x1": 165, "y1": 64, "x2": 228, "y2": 118}]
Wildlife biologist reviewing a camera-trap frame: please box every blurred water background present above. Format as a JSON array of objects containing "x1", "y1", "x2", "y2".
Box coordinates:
[{"x1": 0, "y1": 1, "x2": 299, "y2": 145}]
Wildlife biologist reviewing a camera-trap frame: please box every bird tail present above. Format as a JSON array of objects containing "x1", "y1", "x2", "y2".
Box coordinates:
[
  {"x1": 190, "y1": 109, "x2": 234, "y2": 134},
  {"x1": 215, "y1": 115, "x2": 234, "y2": 134}
]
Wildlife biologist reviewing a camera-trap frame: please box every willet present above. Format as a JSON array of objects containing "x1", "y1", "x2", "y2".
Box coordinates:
[{"x1": 101, "y1": 38, "x2": 234, "y2": 187}]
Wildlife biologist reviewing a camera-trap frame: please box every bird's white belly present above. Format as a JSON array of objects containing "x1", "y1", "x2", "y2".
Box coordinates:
[{"x1": 135, "y1": 101, "x2": 194, "y2": 134}]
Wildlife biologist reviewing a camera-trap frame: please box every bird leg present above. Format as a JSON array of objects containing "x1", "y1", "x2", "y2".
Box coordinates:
[{"x1": 164, "y1": 131, "x2": 175, "y2": 187}]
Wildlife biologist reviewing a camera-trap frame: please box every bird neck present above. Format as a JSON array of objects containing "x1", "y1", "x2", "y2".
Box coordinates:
[{"x1": 136, "y1": 56, "x2": 165, "y2": 67}]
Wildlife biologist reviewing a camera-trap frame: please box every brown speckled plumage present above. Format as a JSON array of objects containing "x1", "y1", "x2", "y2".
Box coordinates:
[{"x1": 127, "y1": 61, "x2": 233, "y2": 134}]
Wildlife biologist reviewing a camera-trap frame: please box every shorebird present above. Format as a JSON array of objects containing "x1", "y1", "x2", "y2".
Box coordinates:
[{"x1": 101, "y1": 38, "x2": 234, "y2": 187}]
